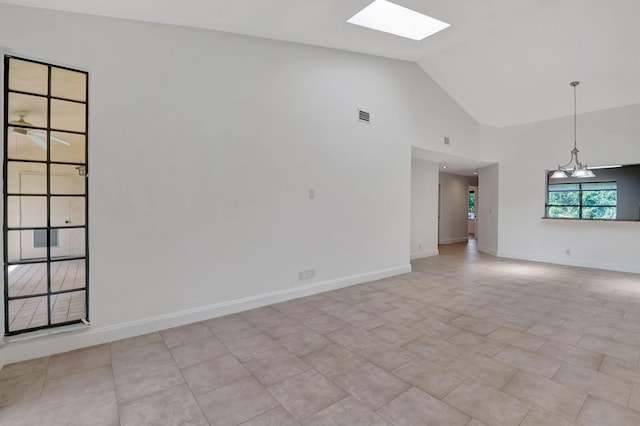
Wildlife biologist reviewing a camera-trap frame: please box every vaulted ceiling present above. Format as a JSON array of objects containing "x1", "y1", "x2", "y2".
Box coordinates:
[{"x1": 2, "y1": 0, "x2": 638, "y2": 127}]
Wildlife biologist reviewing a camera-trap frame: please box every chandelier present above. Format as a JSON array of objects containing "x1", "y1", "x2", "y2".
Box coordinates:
[{"x1": 550, "y1": 81, "x2": 595, "y2": 179}]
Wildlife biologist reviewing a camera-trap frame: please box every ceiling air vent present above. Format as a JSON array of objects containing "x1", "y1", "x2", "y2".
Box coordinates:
[{"x1": 358, "y1": 109, "x2": 370, "y2": 123}]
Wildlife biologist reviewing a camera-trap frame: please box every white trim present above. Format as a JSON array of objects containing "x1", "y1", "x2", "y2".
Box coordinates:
[
  {"x1": 439, "y1": 237, "x2": 468, "y2": 244},
  {"x1": 410, "y1": 249, "x2": 439, "y2": 260},
  {"x1": 0, "y1": 264, "x2": 410, "y2": 366},
  {"x1": 498, "y1": 250, "x2": 640, "y2": 274},
  {"x1": 478, "y1": 247, "x2": 498, "y2": 256}
]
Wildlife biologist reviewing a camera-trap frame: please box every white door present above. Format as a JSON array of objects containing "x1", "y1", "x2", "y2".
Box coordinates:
[{"x1": 20, "y1": 173, "x2": 73, "y2": 260}]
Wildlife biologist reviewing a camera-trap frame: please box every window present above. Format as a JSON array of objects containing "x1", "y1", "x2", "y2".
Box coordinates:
[
  {"x1": 468, "y1": 190, "x2": 476, "y2": 219},
  {"x1": 4, "y1": 56, "x2": 89, "y2": 335},
  {"x1": 547, "y1": 182, "x2": 617, "y2": 219}
]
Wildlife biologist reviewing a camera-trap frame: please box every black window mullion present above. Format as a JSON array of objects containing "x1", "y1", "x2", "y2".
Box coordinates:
[
  {"x1": 46, "y1": 64, "x2": 52, "y2": 327},
  {"x1": 3, "y1": 55, "x2": 10, "y2": 334}
]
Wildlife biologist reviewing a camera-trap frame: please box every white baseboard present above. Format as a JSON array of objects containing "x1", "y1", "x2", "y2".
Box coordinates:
[
  {"x1": 498, "y1": 250, "x2": 640, "y2": 274},
  {"x1": 439, "y1": 237, "x2": 468, "y2": 245},
  {"x1": 0, "y1": 264, "x2": 411, "y2": 366},
  {"x1": 410, "y1": 249, "x2": 439, "y2": 260},
  {"x1": 478, "y1": 247, "x2": 498, "y2": 256}
]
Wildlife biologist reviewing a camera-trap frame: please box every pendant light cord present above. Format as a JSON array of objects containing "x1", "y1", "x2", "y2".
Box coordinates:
[{"x1": 573, "y1": 83, "x2": 577, "y2": 149}]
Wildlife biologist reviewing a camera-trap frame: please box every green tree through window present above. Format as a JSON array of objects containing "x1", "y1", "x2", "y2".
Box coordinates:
[{"x1": 547, "y1": 182, "x2": 617, "y2": 219}]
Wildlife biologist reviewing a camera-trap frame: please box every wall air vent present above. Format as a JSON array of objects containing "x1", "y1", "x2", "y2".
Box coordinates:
[{"x1": 358, "y1": 109, "x2": 370, "y2": 123}]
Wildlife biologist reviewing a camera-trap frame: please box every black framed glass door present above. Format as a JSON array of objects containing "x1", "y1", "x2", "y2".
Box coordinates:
[{"x1": 4, "y1": 56, "x2": 89, "y2": 335}]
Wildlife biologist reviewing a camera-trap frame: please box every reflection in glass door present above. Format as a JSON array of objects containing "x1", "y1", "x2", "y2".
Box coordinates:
[{"x1": 4, "y1": 56, "x2": 89, "y2": 335}]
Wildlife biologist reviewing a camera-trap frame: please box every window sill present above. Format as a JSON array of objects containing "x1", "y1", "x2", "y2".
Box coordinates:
[
  {"x1": 541, "y1": 217, "x2": 640, "y2": 223},
  {"x1": 2, "y1": 321, "x2": 90, "y2": 345}
]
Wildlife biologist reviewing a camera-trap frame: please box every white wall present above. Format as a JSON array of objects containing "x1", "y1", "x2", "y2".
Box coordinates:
[
  {"x1": 477, "y1": 164, "x2": 499, "y2": 255},
  {"x1": 0, "y1": 4, "x2": 480, "y2": 363},
  {"x1": 480, "y1": 103, "x2": 640, "y2": 272},
  {"x1": 410, "y1": 157, "x2": 439, "y2": 259},
  {"x1": 438, "y1": 172, "x2": 476, "y2": 244}
]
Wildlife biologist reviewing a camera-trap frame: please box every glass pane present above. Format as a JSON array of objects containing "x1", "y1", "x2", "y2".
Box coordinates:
[
  {"x1": 51, "y1": 99, "x2": 86, "y2": 132},
  {"x1": 50, "y1": 132, "x2": 86, "y2": 163},
  {"x1": 583, "y1": 207, "x2": 617, "y2": 220},
  {"x1": 8, "y1": 58, "x2": 48, "y2": 95},
  {"x1": 547, "y1": 206, "x2": 579, "y2": 218},
  {"x1": 7, "y1": 162, "x2": 47, "y2": 194},
  {"x1": 8, "y1": 93, "x2": 47, "y2": 128},
  {"x1": 51, "y1": 67, "x2": 87, "y2": 102},
  {"x1": 51, "y1": 290, "x2": 85, "y2": 324},
  {"x1": 50, "y1": 164, "x2": 86, "y2": 194},
  {"x1": 7, "y1": 230, "x2": 47, "y2": 262},
  {"x1": 8, "y1": 263, "x2": 48, "y2": 297},
  {"x1": 7, "y1": 127, "x2": 48, "y2": 161},
  {"x1": 547, "y1": 191, "x2": 579, "y2": 206},
  {"x1": 582, "y1": 182, "x2": 617, "y2": 191},
  {"x1": 582, "y1": 190, "x2": 617, "y2": 206},
  {"x1": 9, "y1": 296, "x2": 49, "y2": 332},
  {"x1": 51, "y1": 196, "x2": 85, "y2": 227},
  {"x1": 51, "y1": 260, "x2": 86, "y2": 293},
  {"x1": 7, "y1": 196, "x2": 47, "y2": 228},
  {"x1": 548, "y1": 183, "x2": 580, "y2": 192},
  {"x1": 51, "y1": 228, "x2": 85, "y2": 259}
]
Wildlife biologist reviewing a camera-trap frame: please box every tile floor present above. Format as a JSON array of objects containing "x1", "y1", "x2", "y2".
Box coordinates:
[{"x1": 3, "y1": 242, "x2": 640, "y2": 425}]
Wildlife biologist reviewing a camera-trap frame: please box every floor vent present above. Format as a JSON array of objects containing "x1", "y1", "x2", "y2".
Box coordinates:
[{"x1": 358, "y1": 109, "x2": 370, "y2": 123}]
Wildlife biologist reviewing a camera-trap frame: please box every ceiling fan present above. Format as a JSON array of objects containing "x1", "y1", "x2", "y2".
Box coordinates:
[{"x1": 9, "y1": 112, "x2": 71, "y2": 149}]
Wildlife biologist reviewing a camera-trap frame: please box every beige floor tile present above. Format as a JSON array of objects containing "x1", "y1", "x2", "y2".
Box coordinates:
[
  {"x1": 519, "y1": 405, "x2": 574, "y2": 426},
  {"x1": 325, "y1": 326, "x2": 380, "y2": 351},
  {"x1": 378, "y1": 308, "x2": 424, "y2": 326},
  {"x1": 275, "y1": 329, "x2": 331, "y2": 356},
  {"x1": 301, "y1": 344, "x2": 366, "y2": 379},
  {"x1": 487, "y1": 327, "x2": 546, "y2": 351},
  {"x1": 536, "y1": 340, "x2": 603, "y2": 370},
  {"x1": 243, "y1": 348, "x2": 311, "y2": 386},
  {"x1": 34, "y1": 391, "x2": 119, "y2": 426},
  {"x1": 170, "y1": 336, "x2": 230, "y2": 369},
  {"x1": 356, "y1": 340, "x2": 417, "y2": 371},
  {"x1": 577, "y1": 334, "x2": 640, "y2": 364},
  {"x1": 112, "y1": 342, "x2": 185, "y2": 404},
  {"x1": 342, "y1": 311, "x2": 387, "y2": 330},
  {"x1": 39, "y1": 365, "x2": 114, "y2": 406},
  {"x1": 525, "y1": 323, "x2": 582, "y2": 345},
  {"x1": 552, "y1": 362, "x2": 632, "y2": 406},
  {"x1": 183, "y1": 416, "x2": 210, "y2": 426},
  {"x1": 443, "y1": 379, "x2": 530, "y2": 426},
  {"x1": 203, "y1": 315, "x2": 263, "y2": 343},
  {"x1": 413, "y1": 316, "x2": 461, "y2": 340},
  {"x1": 181, "y1": 354, "x2": 251, "y2": 395},
  {"x1": 369, "y1": 322, "x2": 422, "y2": 346},
  {"x1": 419, "y1": 305, "x2": 460, "y2": 323},
  {"x1": 493, "y1": 346, "x2": 560, "y2": 378},
  {"x1": 379, "y1": 387, "x2": 470, "y2": 426},
  {"x1": 577, "y1": 396, "x2": 640, "y2": 426},
  {"x1": 224, "y1": 334, "x2": 284, "y2": 361},
  {"x1": 628, "y1": 383, "x2": 640, "y2": 412},
  {"x1": 451, "y1": 315, "x2": 501, "y2": 336},
  {"x1": 268, "y1": 370, "x2": 346, "y2": 420},
  {"x1": 160, "y1": 323, "x2": 213, "y2": 348},
  {"x1": 0, "y1": 370, "x2": 45, "y2": 408},
  {"x1": 403, "y1": 335, "x2": 462, "y2": 364},
  {"x1": 305, "y1": 396, "x2": 390, "y2": 426},
  {"x1": 393, "y1": 356, "x2": 467, "y2": 399},
  {"x1": 296, "y1": 313, "x2": 346, "y2": 334},
  {"x1": 483, "y1": 312, "x2": 533, "y2": 332},
  {"x1": 119, "y1": 384, "x2": 202, "y2": 426},
  {"x1": 333, "y1": 362, "x2": 410, "y2": 410},
  {"x1": 447, "y1": 352, "x2": 517, "y2": 389},
  {"x1": 46, "y1": 344, "x2": 111, "y2": 379},
  {"x1": 240, "y1": 406, "x2": 299, "y2": 425},
  {"x1": 197, "y1": 377, "x2": 279, "y2": 426},
  {"x1": 599, "y1": 355, "x2": 640, "y2": 384},
  {"x1": 448, "y1": 331, "x2": 506, "y2": 357},
  {"x1": 502, "y1": 371, "x2": 586, "y2": 421},
  {"x1": 0, "y1": 357, "x2": 49, "y2": 381},
  {"x1": 110, "y1": 332, "x2": 163, "y2": 353}
]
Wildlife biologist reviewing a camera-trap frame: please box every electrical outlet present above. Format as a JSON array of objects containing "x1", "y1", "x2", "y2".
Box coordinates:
[
  {"x1": 419, "y1": 243, "x2": 422, "y2": 249},
  {"x1": 309, "y1": 189, "x2": 315, "y2": 199},
  {"x1": 565, "y1": 249, "x2": 571, "y2": 255}
]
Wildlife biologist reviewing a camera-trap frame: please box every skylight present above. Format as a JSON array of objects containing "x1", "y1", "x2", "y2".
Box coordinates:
[{"x1": 347, "y1": 0, "x2": 450, "y2": 41}]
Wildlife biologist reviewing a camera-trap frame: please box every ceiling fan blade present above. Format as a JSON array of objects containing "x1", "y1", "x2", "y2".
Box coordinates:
[
  {"x1": 27, "y1": 131, "x2": 71, "y2": 146},
  {"x1": 27, "y1": 133, "x2": 47, "y2": 150}
]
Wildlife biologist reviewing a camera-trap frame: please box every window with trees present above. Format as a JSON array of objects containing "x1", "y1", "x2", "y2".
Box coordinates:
[{"x1": 547, "y1": 182, "x2": 617, "y2": 219}]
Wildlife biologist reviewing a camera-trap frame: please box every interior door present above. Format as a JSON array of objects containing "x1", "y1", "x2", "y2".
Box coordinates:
[{"x1": 19, "y1": 172, "x2": 72, "y2": 260}]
